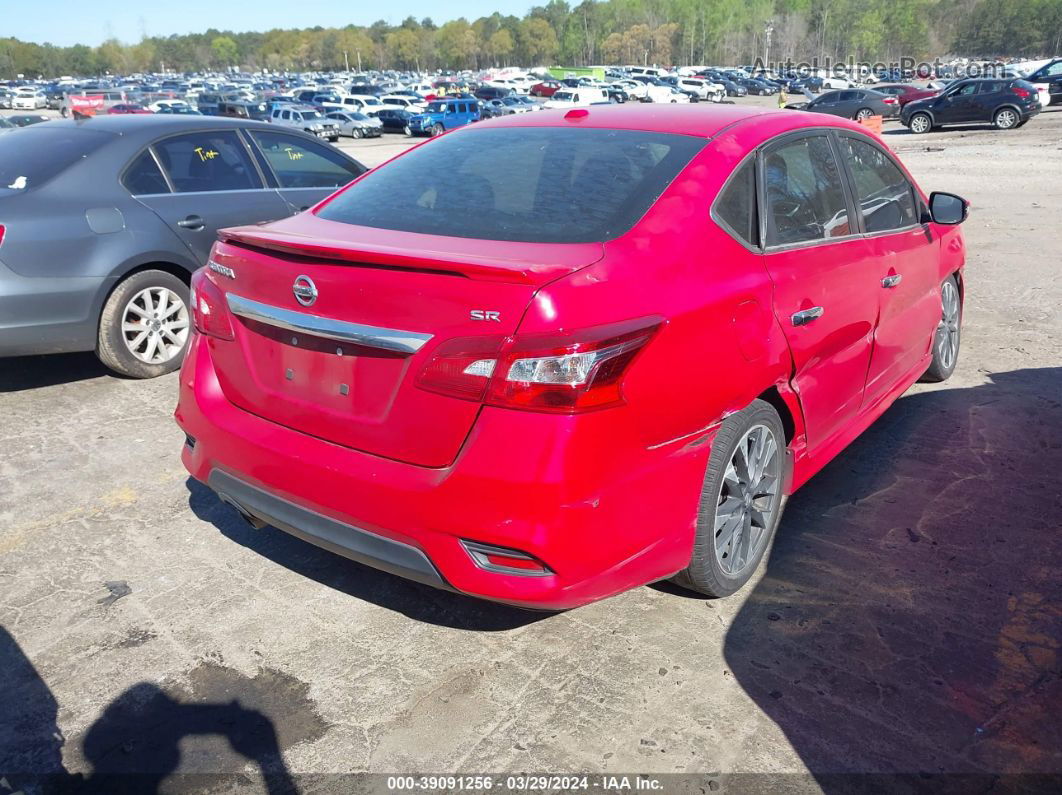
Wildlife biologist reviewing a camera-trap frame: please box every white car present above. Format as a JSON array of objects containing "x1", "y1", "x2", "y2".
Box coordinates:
[
  {"x1": 821, "y1": 76, "x2": 855, "y2": 90},
  {"x1": 12, "y1": 89, "x2": 46, "y2": 110},
  {"x1": 268, "y1": 106, "x2": 340, "y2": 141},
  {"x1": 323, "y1": 94, "x2": 386, "y2": 113},
  {"x1": 379, "y1": 94, "x2": 426, "y2": 112},
  {"x1": 543, "y1": 88, "x2": 609, "y2": 108},
  {"x1": 148, "y1": 100, "x2": 193, "y2": 113},
  {"x1": 677, "y1": 77, "x2": 725, "y2": 103}
]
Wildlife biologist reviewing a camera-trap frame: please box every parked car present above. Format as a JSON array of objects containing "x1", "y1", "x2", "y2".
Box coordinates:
[
  {"x1": 379, "y1": 94, "x2": 426, "y2": 112},
  {"x1": 473, "y1": 85, "x2": 512, "y2": 101},
  {"x1": 543, "y1": 88, "x2": 610, "y2": 109},
  {"x1": 12, "y1": 89, "x2": 47, "y2": 110},
  {"x1": 873, "y1": 84, "x2": 941, "y2": 107},
  {"x1": 218, "y1": 101, "x2": 271, "y2": 121},
  {"x1": 798, "y1": 89, "x2": 899, "y2": 120},
  {"x1": 901, "y1": 78, "x2": 1041, "y2": 133},
  {"x1": 176, "y1": 104, "x2": 968, "y2": 609},
  {"x1": 405, "y1": 98, "x2": 480, "y2": 136},
  {"x1": 325, "y1": 110, "x2": 383, "y2": 138},
  {"x1": 530, "y1": 80, "x2": 562, "y2": 97},
  {"x1": 736, "y1": 77, "x2": 777, "y2": 96},
  {"x1": 107, "y1": 103, "x2": 152, "y2": 115},
  {"x1": 370, "y1": 107, "x2": 415, "y2": 133},
  {"x1": 481, "y1": 98, "x2": 514, "y2": 116},
  {"x1": 155, "y1": 105, "x2": 202, "y2": 116},
  {"x1": 0, "y1": 115, "x2": 365, "y2": 377},
  {"x1": 1024, "y1": 57, "x2": 1062, "y2": 105},
  {"x1": 677, "y1": 77, "x2": 725, "y2": 103},
  {"x1": 5, "y1": 114, "x2": 50, "y2": 127},
  {"x1": 269, "y1": 105, "x2": 341, "y2": 141}
]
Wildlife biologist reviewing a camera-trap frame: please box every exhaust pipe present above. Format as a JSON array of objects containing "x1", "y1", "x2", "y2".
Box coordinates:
[{"x1": 217, "y1": 493, "x2": 267, "y2": 530}]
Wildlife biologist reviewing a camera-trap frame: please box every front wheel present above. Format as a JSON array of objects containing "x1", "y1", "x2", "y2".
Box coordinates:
[
  {"x1": 403, "y1": 125, "x2": 412, "y2": 136},
  {"x1": 97, "y1": 269, "x2": 191, "y2": 379},
  {"x1": 908, "y1": 112, "x2": 932, "y2": 134},
  {"x1": 673, "y1": 399, "x2": 788, "y2": 598},
  {"x1": 921, "y1": 275, "x2": 962, "y2": 383},
  {"x1": 431, "y1": 123, "x2": 444, "y2": 136},
  {"x1": 351, "y1": 127, "x2": 362, "y2": 139},
  {"x1": 993, "y1": 107, "x2": 1019, "y2": 130}
]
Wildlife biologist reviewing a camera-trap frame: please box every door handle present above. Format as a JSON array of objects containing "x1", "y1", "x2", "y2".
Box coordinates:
[
  {"x1": 882, "y1": 274, "x2": 903, "y2": 288},
  {"x1": 791, "y1": 307, "x2": 824, "y2": 326},
  {"x1": 177, "y1": 215, "x2": 205, "y2": 230}
]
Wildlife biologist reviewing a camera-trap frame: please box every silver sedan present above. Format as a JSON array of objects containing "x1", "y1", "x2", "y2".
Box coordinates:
[{"x1": 325, "y1": 111, "x2": 384, "y2": 139}]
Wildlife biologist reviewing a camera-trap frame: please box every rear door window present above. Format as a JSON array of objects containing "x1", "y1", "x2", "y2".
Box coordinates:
[
  {"x1": 123, "y1": 150, "x2": 169, "y2": 195},
  {"x1": 247, "y1": 130, "x2": 364, "y2": 188},
  {"x1": 840, "y1": 137, "x2": 918, "y2": 233},
  {"x1": 764, "y1": 135, "x2": 852, "y2": 246},
  {"x1": 316, "y1": 127, "x2": 706, "y2": 243},
  {"x1": 152, "y1": 131, "x2": 261, "y2": 193}
]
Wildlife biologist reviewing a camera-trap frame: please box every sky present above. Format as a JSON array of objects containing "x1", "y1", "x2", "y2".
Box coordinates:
[{"x1": 6, "y1": 0, "x2": 537, "y2": 47}]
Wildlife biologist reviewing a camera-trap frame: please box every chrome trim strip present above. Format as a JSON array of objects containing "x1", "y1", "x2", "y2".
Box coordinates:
[{"x1": 226, "y1": 293, "x2": 432, "y2": 354}]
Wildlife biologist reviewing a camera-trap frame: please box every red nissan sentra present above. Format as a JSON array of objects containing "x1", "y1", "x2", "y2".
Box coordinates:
[{"x1": 176, "y1": 105, "x2": 967, "y2": 609}]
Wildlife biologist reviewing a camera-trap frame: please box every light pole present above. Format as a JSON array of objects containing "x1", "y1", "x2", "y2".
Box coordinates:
[{"x1": 764, "y1": 20, "x2": 775, "y2": 71}]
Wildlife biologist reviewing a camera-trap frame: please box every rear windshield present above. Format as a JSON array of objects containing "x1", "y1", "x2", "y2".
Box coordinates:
[
  {"x1": 316, "y1": 127, "x2": 705, "y2": 243},
  {"x1": 0, "y1": 127, "x2": 113, "y2": 193}
]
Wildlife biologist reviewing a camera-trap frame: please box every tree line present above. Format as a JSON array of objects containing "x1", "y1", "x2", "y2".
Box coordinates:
[{"x1": 1, "y1": 0, "x2": 1059, "y2": 79}]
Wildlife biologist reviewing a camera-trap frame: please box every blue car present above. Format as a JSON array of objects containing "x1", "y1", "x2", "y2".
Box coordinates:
[{"x1": 405, "y1": 98, "x2": 480, "y2": 137}]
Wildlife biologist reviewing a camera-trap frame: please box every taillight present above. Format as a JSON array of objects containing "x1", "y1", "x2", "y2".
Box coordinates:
[
  {"x1": 189, "y1": 267, "x2": 234, "y2": 341},
  {"x1": 1012, "y1": 86, "x2": 1031, "y2": 99},
  {"x1": 883, "y1": 97, "x2": 897, "y2": 104},
  {"x1": 416, "y1": 318, "x2": 661, "y2": 414},
  {"x1": 0, "y1": 224, "x2": 5, "y2": 246}
]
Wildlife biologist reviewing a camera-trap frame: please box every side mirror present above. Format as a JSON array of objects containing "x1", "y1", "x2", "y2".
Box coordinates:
[{"x1": 929, "y1": 191, "x2": 969, "y2": 225}]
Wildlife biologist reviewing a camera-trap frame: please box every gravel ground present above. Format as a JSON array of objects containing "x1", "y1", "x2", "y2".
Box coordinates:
[{"x1": 1, "y1": 100, "x2": 1060, "y2": 792}]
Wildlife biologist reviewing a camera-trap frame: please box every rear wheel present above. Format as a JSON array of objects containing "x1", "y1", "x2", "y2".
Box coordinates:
[
  {"x1": 403, "y1": 124, "x2": 412, "y2": 136},
  {"x1": 993, "y1": 107, "x2": 1019, "y2": 130},
  {"x1": 854, "y1": 107, "x2": 874, "y2": 121},
  {"x1": 908, "y1": 112, "x2": 932, "y2": 133},
  {"x1": 921, "y1": 276, "x2": 962, "y2": 382},
  {"x1": 673, "y1": 400, "x2": 787, "y2": 598},
  {"x1": 97, "y1": 269, "x2": 190, "y2": 379}
]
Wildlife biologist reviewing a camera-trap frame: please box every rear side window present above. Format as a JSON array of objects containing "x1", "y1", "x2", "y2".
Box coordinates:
[
  {"x1": 123, "y1": 150, "x2": 169, "y2": 195},
  {"x1": 840, "y1": 137, "x2": 918, "y2": 233},
  {"x1": 248, "y1": 130, "x2": 364, "y2": 188},
  {"x1": 0, "y1": 127, "x2": 112, "y2": 194},
  {"x1": 979, "y1": 81, "x2": 1005, "y2": 94},
  {"x1": 316, "y1": 127, "x2": 706, "y2": 244},
  {"x1": 714, "y1": 160, "x2": 759, "y2": 247},
  {"x1": 764, "y1": 135, "x2": 852, "y2": 246},
  {"x1": 152, "y1": 131, "x2": 260, "y2": 193}
]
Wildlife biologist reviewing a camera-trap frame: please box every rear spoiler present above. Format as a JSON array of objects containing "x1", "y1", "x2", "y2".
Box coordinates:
[{"x1": 217, "y1": 227, "x2": 603, "y2": 286}]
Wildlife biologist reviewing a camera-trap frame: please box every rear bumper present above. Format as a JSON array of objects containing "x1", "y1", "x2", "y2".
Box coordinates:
[{"x1": 175, "y1": 334, "x2": 710, "y2": 609}]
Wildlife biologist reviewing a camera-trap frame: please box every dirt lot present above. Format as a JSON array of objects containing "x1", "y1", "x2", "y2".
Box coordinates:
[{"x1": 1, "y1": 100, "x2": 1060, "y2": 792}]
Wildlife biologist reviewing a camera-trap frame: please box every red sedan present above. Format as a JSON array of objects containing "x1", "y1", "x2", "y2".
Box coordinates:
[
  {"x1": 177, "y1": 104, "x2": 968, "y2": 609},
  {"x1": 874, "y1": 83, "x2": 941, "y2": 106},
  {"x1": 107, "y1": 103, "x2": 152, "y2": 114},
  {"x1": 530, "y1": 80, "x2": 562, "y2": 97}
]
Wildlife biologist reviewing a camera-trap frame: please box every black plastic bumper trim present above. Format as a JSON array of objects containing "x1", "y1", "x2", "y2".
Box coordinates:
[{"x1": 207, "y1": 469, "x2": 452, "y2": 591}]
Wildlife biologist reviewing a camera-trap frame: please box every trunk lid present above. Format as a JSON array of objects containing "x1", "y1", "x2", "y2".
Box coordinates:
[{"x1": 206, "y1": 214, "x2": 603, "y2": 467}]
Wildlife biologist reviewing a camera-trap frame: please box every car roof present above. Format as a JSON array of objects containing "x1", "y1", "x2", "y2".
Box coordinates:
[
  {"x1": 474, "y1": 103, "x2": 859, "y2": 139},
  {"x1": 24, "y1": 114, "x2": 279, "y2": 141}
]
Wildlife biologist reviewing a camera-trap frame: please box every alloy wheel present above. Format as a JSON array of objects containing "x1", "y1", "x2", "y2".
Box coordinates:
[
  {"x1": 121, "y1": 286, "x2": 189, "y2": 364},
  {"x1": 856, "y1": 108, "x2": 873, "y2": 120},
  {"x1": 935, "y1": 280, "x2": 961, "y2": 371},
  {"x1": 714, "y1": 424, "x2": 782, "y2": 577},
  {"x1": 995, "y1": 109, "x2": 1017, "y2": 129},
  {"x1": 910, "y1": 113, "x2": 931, "y2": 133}
]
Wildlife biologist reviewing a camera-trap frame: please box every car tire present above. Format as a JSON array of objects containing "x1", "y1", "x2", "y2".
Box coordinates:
[
  {"x1": 854, "y1": 107, "x2": 874, "y2": 121},
  {"x1": 920, "y1": 275, "x2": 962, "y2": 383},
  {"x1": 403, "y1": 125, "x2": 412, "y2": 136},
  {"x1": 351, "y1": 128, "x2": 362, "y2": 139},
  {"x1": 993, "y1": 107, "x2": 1019, "y2": 130},
  {"x1": 431, "y1": 123, "x2": 444, "y2": 136},
  {"x1": 673, "y1": 399, "x2": 788, "y2": 598},
  {"x1": 908, "y1": 112, "x2": 933, "y2": 134},
  {"x1": 97, "y1": 269, "x2": 191, "y2": 379}
]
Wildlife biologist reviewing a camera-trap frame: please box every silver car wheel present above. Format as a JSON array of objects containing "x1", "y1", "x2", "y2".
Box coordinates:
[
  {"x1": 909, "y1": 113, "x2": 931, "y2": 133},
  {"x1": 995, "y1": 108, "x2": 1018, "y2": 129},
  {"x1": 714, "y1": 424, "x2": 781, "y2": 577},
  {"x1": 122, "y1": 287, "x2": 189, "y2": 364},
  {"x1": 935, "y1": 279, "x2": 961, "y2": 370}
]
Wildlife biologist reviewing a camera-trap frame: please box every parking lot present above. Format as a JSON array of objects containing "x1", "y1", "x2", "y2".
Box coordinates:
[{"x1": 2, "y1": 100, "x2": 1061, "y2": 789}]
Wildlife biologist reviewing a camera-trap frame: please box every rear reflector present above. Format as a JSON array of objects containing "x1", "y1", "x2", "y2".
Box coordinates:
[{"x1": 462, "y1": 540, "x2": 553, "y2": 576}]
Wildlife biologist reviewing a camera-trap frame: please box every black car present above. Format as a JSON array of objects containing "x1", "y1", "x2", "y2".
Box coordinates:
[
  {"x1": 1025, "y1": 58, "x2": 1062, "y2": 105},
  {"x1": 371, "y1": 107, "x2": 414, "y2": 133},
  {"x1": 217, "y1": 101, "x2": 270, "y2": 121},
  {"x1": 901, "y1": 78, "x2": 1041, "y2": 133},
  {"x1": 798, "y1": 89, "x2": 899, "y2": 120},
  {"x1": 0, "y1": 115, "x2": 365, "y2": 377},
  {"x1": 736, "y1": 77, "x2": 778, "y2": 95},
  {"x1": 473, "y1": 85, "x2": 511, "y2": 101}
]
